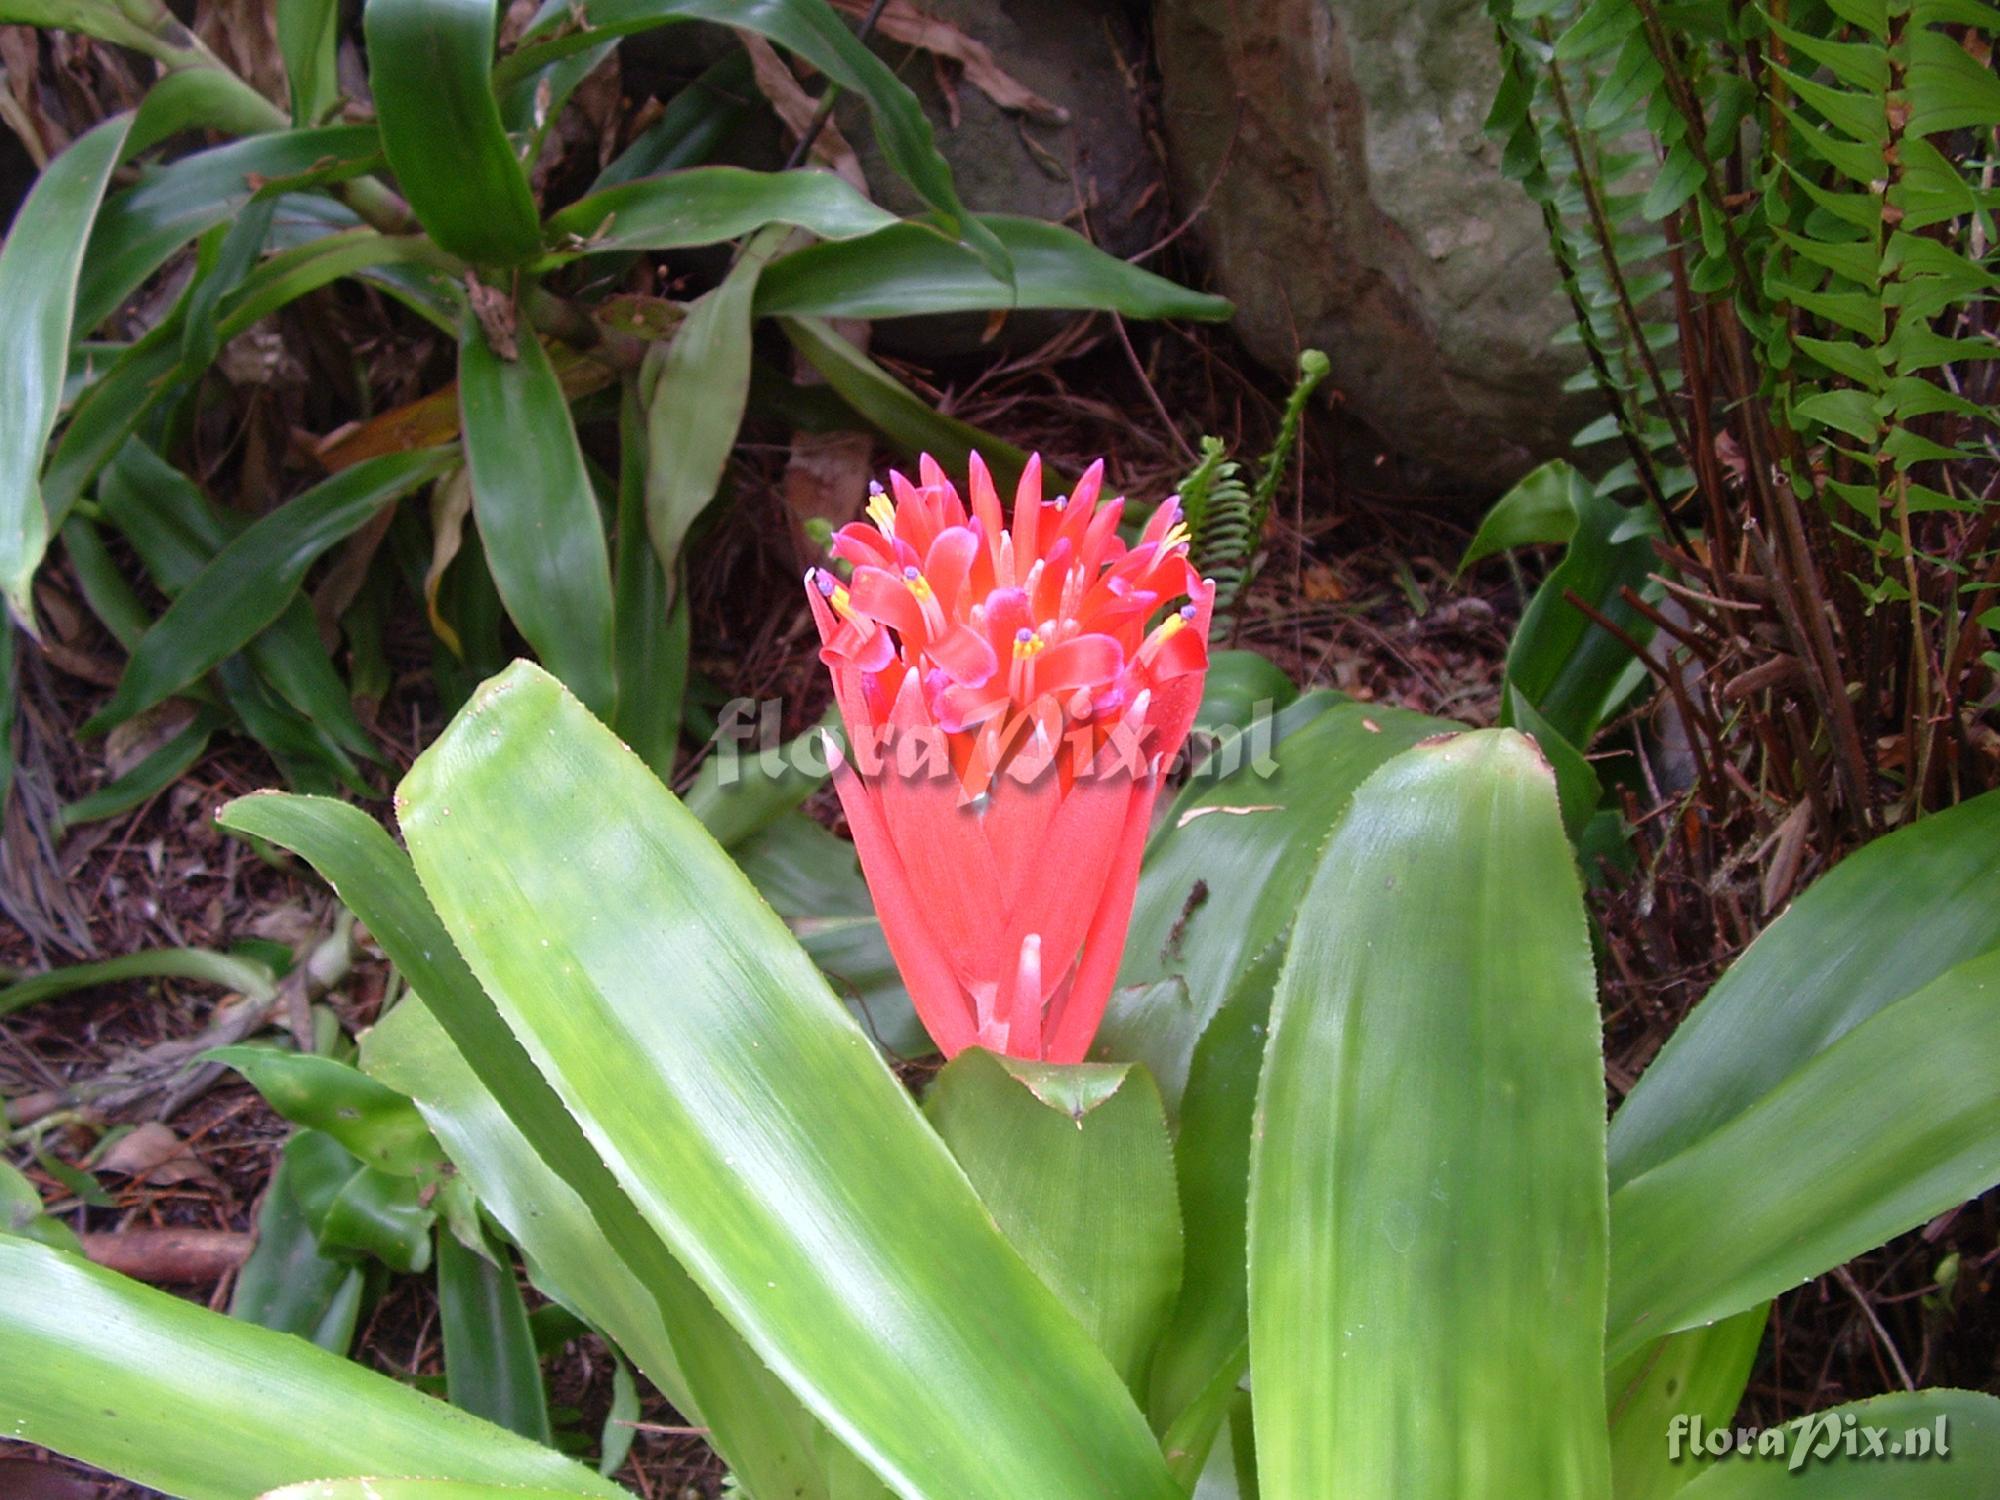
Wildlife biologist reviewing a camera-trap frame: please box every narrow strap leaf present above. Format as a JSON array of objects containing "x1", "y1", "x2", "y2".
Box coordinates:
[
  {"x1": 458, "y1": 318, "x2": 619, "y2": 715},
  {"x1": 365, "y1": 0, "x2": 543, "y2": 265},
  {"x1": 0, "y1": 1237, "x2": 624, "y2": 1499},
  {"x1": 0, "y1": 112, "x2": 131, "y2": 622}
]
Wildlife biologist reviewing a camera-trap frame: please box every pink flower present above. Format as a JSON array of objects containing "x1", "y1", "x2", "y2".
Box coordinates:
[{"x1": 806, "y1": 452, "x2": 1212, "y2": 1062}]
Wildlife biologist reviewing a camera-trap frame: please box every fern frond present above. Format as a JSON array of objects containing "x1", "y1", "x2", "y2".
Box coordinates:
[{"x1": 1175, "y1": 351, "x2": 1331, "y2": 637}]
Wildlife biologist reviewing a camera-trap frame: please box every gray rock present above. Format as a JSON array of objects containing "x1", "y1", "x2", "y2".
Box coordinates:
[
  {"x1": 840, "y1": 0, "x2": 1166, "y2": 354},
  {"x1": 1155, "y1": 0, "x2": 1600, "y2": 490}
]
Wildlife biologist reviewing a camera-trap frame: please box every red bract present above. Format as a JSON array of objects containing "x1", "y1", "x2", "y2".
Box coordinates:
[{"x1": 806, "y1": 451, "x2": 1213, "y2": 1062}]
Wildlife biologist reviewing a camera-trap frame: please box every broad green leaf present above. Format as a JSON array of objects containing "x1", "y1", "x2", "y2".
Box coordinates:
[
  {"x1": 612, "y1": 387, "x2": 687, "y2": 779},
  {"x1": 1111, "y1": 694, "x2": 1456, "y2": 1108},
  {"x1": 683, "y1": 710, "x2": 832, "y2": 850},
  {"x1": 361, "y1": 996, "x2": 682, "y2": 1403},
  {"x1": 396, "y1": 661, "x2": 1181, "y2": 1500},
  {"x1": 545, "y1": 167, "x2": 897, "y2": 257},
  {"x1": 220, "y1": 798, "x2": 677, "y2": 1388},
  {"x1": 925, "y1": 1051, "x2": 1182, "y2": 1391},
  {"x1": 364, "y1": 995, "x2": 837, "y2": 1500},
  {"x1": 206, "y1": 1047, "x2": 443, "y2": 1177},
  {"x1": 222, "y1": 655, "x2": 362, "y2": 794},
  {"x1": 754, "y1": 216, "x2": 1233, "y2": 322},
  {"x1": 1500, "y1": 487, "x2": 1657, "y2": 750},
  {"x1": 731, "y1": 812, "x2": 926, "y2": 1058},
  {"x1": 438, "y1": 1225, "x2": 552, "y2": 1442},
  {"x1": 77, "y1": 126, "x2": 380, "y2": 333},
  {"x1": 279, "y1": 0, "x2": 342, "y2": 123},
  {"x1": 99, "y1": 439, "x2": 379, "y2": 775},
  {"x1": 128, "y1": 68, "x2": 291, "y2": 155},
  {"x1": 1458, "y1": 457, "x2": 1586, "y2": 572},
  {"x1": 1192, "y1": 650, "x2": 1297, "y2": 743},
  {"x1": 264, "y1": 1486, "x2": 600, "y2": 1500},
  {"x1": 1148, "y1": 948, "x2": 1280, "y2": 1483},
  {"x1": 182, "y1": 194, "x2": 280, "y2": 371},
  {"x1": 0, "y1": 1158, "x2": 84, "y2": 1254},
  {"x1": 0, "y1": 946, "x2": 274, "y2": 1019},
  {"x1": 591, "y1": 50, "x2": 752, "y2": 191},
  {"x1": 1509, "y1": 687, "x2": 1604, "y2": 841},
  {"x1": 779, "y1": 316, "x2": 1037, "y2": 490},
  {"x1": 0, "y1": 1237, "x2": 626, "y2": 1499},
  {"x1": 1606, "y1": 948, "x2": 2000, "y2": 1361},
  {"x1": 83, "y1": 448, "x2": 454, "y2": 734},
  {"x1": 1676, "y1": 1389, "x2": 2000, "y2": 1495},
  {"x1": 221, "y1": 792, "x2": 853, "y2": 1500},
  {"x1": 1609, "y1": 788, "x2": 2000, "y2": 1188},
  {"x1": 505, "y1": 0, "x2": 1005, "y2": 278},
  {"x1": 1607, "y1": 1308, "x2": 1767, "y2": 1500},
  {"x1": 0, "y1": 0, "x2": 188, "y2": 58},
  {"x1": 1248, "y1": 730, "x2": 1609, "y2": 1500},
  {"x1": 459, "y1": 319, "x2": 617, "y2": 715},
  {"x1": 0, "y1": 113, "x2": 130, "y2": 621},
  {"x1": 319, "y1": 1163, "x2": 435, "y2": 1272},
  {"x1": 641, "y1": 225, "x2": 783, "y2": 582},
  {"x1": 230, "y1": 1131, "x2": 367, "y2": 1351},
  {"x1": 256, "y1": 199, "x2": 466, "y2": 331},
  {"x1": 364, "y1": 0, "x2": 541, "y2": 264}
]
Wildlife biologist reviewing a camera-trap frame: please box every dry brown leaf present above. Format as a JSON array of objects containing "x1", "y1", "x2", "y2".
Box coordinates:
[
  {"x1": 738, "y1": 31, "x2": 866, "y2": 188},
  {"x1": 313, "y1": 344, "x2": 615, "y2": 471},
  {"x1": 97, "y1": 1121, "x2": 219, "y2": 1187},
  {"x1": 1760, "y1": 799, "x2": 1812, "y2": 915},
  {"x1": 105, "y1": 700, "x2": 200, "y2": 780},
  {"x1": 82, "y1": 1228, "x2": 250, "y2": 1282},
  {"x1": 312, "y1": 504, "x2": 398, "y2": 648},
  {"x1": 834, "y1": 0, "x2": 1068, "y2": 123},
  {"x1": 425, "y1": 465, "x2": 475, "y2": 657},
  {"x1": 784, "y1": 429, "x2": 877, "y2": 531},
  {"x1": 192, "y1": 0, "x2": 286, "y2": 112},
  {"x1": 0, "y1": 28, "x2": 53, "y2": 165},
  {"x1": 1303, "y1": 562, "x2": 1347, "y2": 603}
]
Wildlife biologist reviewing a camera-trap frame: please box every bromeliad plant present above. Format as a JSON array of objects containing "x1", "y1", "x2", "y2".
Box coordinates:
[
  {"x1": 4, "y1": 464, "x2": 2000, "y2": 1498},
  {"x1": 0, "y1": 0, "x2": 1227, "y2": 817}
]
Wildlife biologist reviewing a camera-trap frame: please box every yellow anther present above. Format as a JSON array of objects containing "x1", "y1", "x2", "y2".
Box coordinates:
[
  {"x1": 828, "y1": 581, "x2": 856, "y2": 616},
  {"x1": 904, "y1": 569, "x2": 935, "y2": 604},
  {"x1": 1012, "y1": 630, "x2": 1047, "y2": 660},
  {"x1": 1161, "y1": 520, "x2": 1192, "y2": 551},
  {"x1": 867, "y1": 492, "x2": 897, "y2": 536},
  {"x1": 1137, "y1": 608, "x2": 1191, "y2": 666}
]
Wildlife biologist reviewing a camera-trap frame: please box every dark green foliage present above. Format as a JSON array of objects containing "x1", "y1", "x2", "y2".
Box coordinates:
[
  {"x1": 1482, "y1": 0, "x2": 1998, "y2": 838},
  {"x1": 0, "y1": 0, "x2": 1230, "y2": 816}
]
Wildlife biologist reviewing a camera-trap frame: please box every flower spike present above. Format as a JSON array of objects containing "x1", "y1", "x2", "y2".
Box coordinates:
[{"x1": 806, "y1": 452, "x2": 1212, "y2": 1062}]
